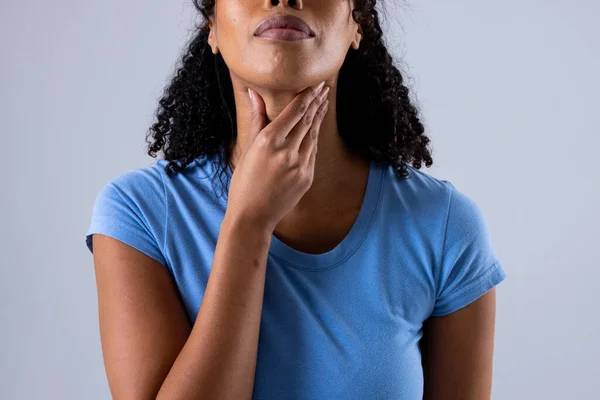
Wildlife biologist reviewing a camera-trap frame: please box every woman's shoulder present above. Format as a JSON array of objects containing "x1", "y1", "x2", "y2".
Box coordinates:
[
  {"x1": 112, "y1": 161, "x2": 165, "y2": 190},
  {"x1": 89, "y1": 161, "x2": 169, "y2": 227},
  {"x1": 384, "y1": 163, "x2": 453, "y2": 208},
  {"x1": 105, "y1": 154, "x2": 217, "y2": 193},
  {"x1": 382, "y1": 163, "x2": 488, "y2": 230}
]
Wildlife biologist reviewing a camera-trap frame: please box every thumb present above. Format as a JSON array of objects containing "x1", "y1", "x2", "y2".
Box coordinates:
[{"x1": 248, "y1": 87, "x2": 267, "y2": 145}]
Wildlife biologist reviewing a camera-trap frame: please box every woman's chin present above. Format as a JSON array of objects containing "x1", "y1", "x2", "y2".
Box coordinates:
[{"x1": 245, "y1": 76, "x2": 320, "y2": 92}]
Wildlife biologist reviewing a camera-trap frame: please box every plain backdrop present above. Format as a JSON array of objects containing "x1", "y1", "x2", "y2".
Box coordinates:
[{"x1": 1, "y1": 0, "x2": 598, "y2": 399}]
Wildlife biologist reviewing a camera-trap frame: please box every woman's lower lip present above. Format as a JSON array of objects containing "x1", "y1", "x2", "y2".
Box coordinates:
[{"x1": 256, "y1": 28, "x2": 314, "y2": 41}]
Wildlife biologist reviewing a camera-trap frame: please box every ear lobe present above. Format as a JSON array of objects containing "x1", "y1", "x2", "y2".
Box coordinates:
[
  {"x1": 352, "y1": 35, "x2": 362, "y2": 50},
  {"x1": 352, "y1": 26, "x2": 363, "y2": 50},
  {"x1": 207, "y1": 22, "x2": 219, "y2": 54}
]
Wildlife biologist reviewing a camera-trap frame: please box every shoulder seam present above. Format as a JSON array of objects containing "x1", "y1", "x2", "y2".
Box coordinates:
[
  {"x1": 159, "y1": 165, "x2": 169, "y2": 268},
  {"x1": 438, "y1": 182, "x2": 453, "y2": 297}
]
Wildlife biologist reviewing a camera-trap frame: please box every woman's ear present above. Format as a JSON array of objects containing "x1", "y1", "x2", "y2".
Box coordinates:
[
  {"x1": 207, "y1": 18, "x2": 219, "y2": 55},
  {"x1": 351, "y1": 25, "x2": 363, "y2": 50}
]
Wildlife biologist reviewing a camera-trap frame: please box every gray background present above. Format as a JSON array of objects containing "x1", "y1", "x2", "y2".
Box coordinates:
[{"x1": 1, "y1": 0, "x2": 598, "y2": 398}]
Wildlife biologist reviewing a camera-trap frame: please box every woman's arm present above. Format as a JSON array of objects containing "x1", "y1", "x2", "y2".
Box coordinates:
[
  {"x1": 421, "y1": 288, "x2": 498, "y2": 400},
  {"x1": 92, "y1": 213, "x2": 272, "y2": 400}
]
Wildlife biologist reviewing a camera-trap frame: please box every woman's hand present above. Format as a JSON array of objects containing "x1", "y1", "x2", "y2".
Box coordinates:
[{"x1": 226, "y1": 81, "x2": 330, "y2": 233}]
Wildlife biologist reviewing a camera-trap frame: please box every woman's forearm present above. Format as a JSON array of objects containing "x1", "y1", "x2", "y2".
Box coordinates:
[{"x1": 156, "y1": 213, "x2": 272, "y2": 400}]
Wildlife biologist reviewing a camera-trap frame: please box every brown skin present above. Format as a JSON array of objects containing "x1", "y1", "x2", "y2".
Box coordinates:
[
  {"x1": 92, "y1": 235, "x2": 193, "y2": 399},
  {"x1": 92, "y1": 0, "x2": 498, "y2": 399},
  {"x1": 92, "y1": 217, "x2": 274, "y2": 400},
  {"x1": 207, "y1": 0, "x2": 370, "y2": 235},
  {"x1": 421, "y1": 289, "x2": 498, "y2": 399}
]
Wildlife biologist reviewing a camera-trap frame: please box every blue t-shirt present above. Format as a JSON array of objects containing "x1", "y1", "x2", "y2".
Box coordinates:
[{"x1": 85, "y1": 152, "x2": 506, "y2": 399}]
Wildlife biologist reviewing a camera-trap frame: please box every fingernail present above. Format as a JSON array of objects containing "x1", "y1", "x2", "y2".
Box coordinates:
[
  {"x1": 248, "y1": 88, "x2": 254, "y2": 103},
  {"x1": 317, "y1": 81, "x2": 326, "y2": 91},
  {"x1": 318, "y1": 86, "x2": 330, "y2": 102}
]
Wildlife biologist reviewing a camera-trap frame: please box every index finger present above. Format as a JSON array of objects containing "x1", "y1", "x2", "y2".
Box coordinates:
[{"x1": 266, "y1": 81, "x2": 326, "y2": 141}]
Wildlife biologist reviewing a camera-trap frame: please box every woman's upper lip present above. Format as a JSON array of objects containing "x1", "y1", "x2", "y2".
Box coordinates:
[{"x1": 254, "y1": 15, "x2": 315, "y2": 37}]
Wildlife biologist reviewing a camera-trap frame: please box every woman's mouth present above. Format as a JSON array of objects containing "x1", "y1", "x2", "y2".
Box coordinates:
[
  {"x1": 255, "y1": 28, "x2": 314, "y2": 41},
  {"x1": 254, "y1": 15, "x2": 316, "y2": 42}
]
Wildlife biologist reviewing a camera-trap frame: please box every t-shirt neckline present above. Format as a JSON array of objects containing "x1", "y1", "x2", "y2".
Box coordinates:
[
  {"x1": 205, "y1": 149, "x2": 385, "y2": 271},
  {"x1": 268, "y1": 158, "x2": 384, "y2": 270}
]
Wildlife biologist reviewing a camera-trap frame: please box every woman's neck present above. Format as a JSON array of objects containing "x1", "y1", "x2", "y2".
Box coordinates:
[{"x1": 226, "y1": 80, "x2": 369, "y2": 218}]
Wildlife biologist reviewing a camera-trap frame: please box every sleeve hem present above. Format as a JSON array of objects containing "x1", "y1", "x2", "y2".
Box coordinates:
[
  {"x1": 85, "y1": 215, "x2": 168, "y2": 268},
  {"x1": 430, "y1": 260, "x2": 506, "y2": 317}
]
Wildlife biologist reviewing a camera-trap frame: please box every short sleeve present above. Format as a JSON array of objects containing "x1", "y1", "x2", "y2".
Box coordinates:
[
  {"x1": 431, "y1": 182, "x2": 507, "y2": 316},
  {"x1": 85, "y1": 170, "x2": 168, "y2": 267}
]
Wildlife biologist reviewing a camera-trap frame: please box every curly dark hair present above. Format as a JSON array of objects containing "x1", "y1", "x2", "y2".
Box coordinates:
[{"x1": 146, "y1": 0, "x2": 433, "y2": 197}]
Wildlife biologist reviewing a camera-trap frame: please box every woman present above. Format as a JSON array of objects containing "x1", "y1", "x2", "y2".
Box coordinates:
[{"x1": 85, "y1": 0, "x2": 507, "y2": 399}]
